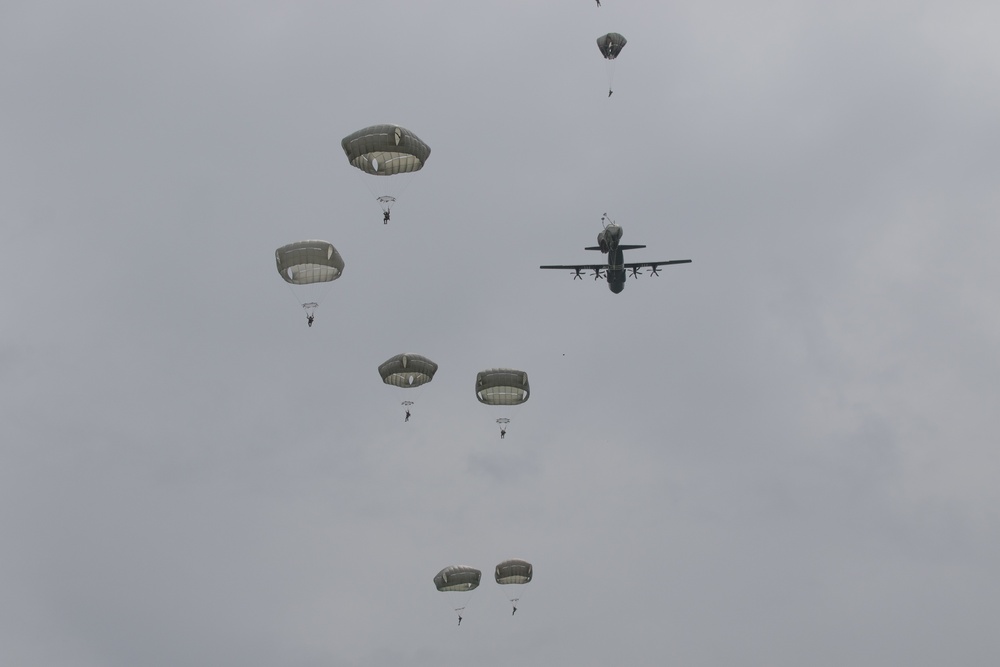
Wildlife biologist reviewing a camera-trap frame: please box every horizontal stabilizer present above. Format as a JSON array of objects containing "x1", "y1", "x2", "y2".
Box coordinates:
[{"x1": 584, "y1": 244, "x2": 646, "y2": 251}]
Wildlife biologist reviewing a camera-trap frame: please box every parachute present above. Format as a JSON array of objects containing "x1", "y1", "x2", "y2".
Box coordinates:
[
  {"x1": 596, "y1": 32, "x2": 627, "y2": 96},
  {"x1": 477, "y1": 368, "x2": 529, "y2": 436},
  {"x1": 434, "y1": 565, "x2": 482, "y2": 592},
  {"x1": 597, "y1": 32, "x2": 627, "y2": 60},
  {"x1": 495, "y1": 558, "x2": 533, "y2": 615},
  {"x1": 341, "y1": 124, "x2": 431, "y2": 222},
  {"x1": 475, "y1": 368, "x2": 530, "y2": 405},
  {"x1": 434, "y1": 565, "x2": 482, "y2": 625},
  {"x1": 379, "y1": 353, "x2": 437, "y2": 419},
  {"x1": 275, "y1": 240, "x2": 344, "y2": 326},
  {"x1": 495, "y1": 559, "x2": 532, "y2": 585},
  {"x1": 378, "y1": 353, "x2": 438, "y2": 388}
]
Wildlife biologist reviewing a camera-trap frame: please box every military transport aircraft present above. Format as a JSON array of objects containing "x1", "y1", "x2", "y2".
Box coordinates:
[{"x1": 540, "y1": 215, "x2": 691, "y2": 294}]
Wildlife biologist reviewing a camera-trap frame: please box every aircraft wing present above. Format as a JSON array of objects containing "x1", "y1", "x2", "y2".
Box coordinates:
[
  {"x1": 623, "y1": 259, "x2": 692, "y2": 270},
  {"x1": 539, "y1": 263, "x2": 607, "y2": 271}
]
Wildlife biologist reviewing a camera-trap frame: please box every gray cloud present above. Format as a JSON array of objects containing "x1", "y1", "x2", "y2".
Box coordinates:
[{"x1": 2, "y1": 1, "x2": 999, "y2": 665}]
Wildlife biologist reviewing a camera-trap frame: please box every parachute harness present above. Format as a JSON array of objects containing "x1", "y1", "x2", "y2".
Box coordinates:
[
  {"x1": 282, "y1": 280, "x2": 337, "y2": 327},
  {"x1": 358, "y1": 165, "x2": 418, "y2": 222}
]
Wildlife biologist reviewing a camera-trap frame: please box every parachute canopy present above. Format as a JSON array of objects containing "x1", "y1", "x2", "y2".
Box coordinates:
[
  {"x1": 275, "y1": 241, "x2": 344, "y2": 285},
  {"x1": 342, "y1": 124, "x2": 431, "y2": 176},
  {"x1": 597, "y1": 32, "x2": 627, "y2": 60},
  {"x1": 475, "y1": 368, "x2": 530, "y2": 405},
  {"x1": 434, "y1": 565, "x2": 482, "y2": 592},
  {"x1": 379, "y1": 353, "x2": 438, "y2": 388},
  {"x1": 495, "y1": 559, "x2": 533, "y2": 585}
]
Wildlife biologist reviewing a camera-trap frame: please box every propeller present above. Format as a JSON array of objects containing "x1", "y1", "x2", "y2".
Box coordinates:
[
  {"x1": 629, "y1": 267, "x2": 642, "y2": 278},
  {"x1": 573, "y1": 268, "x2": 584, "y2": 280},
  {"x1": 592, "y1": 269, "x2": 605, "y2": 280},
  {"x1": 648, "y1": 265, "x2": 661, "y2": 276}
]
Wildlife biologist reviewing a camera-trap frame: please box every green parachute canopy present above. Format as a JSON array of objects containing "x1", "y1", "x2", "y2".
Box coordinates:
[
  {"x1": 475, "y1": 368, "x2": 530, "y2": 406},
  {"x1": 434, "y1": 565, "x2": 482, "y2": 592},
  {"x1": 378, "y1": 353, "x2": 438, "y2": 388},
  {"x1": 341, "y1": 124, "x2": 431, "y2": 176},
  {"x1": 597, "y1": 32, "x2": 627, "y2": 60},
  {"x1": 495, "y1": 559, "x2": 533, "y2": 585},
  {"x1": 275, "y1": 240, "x2": 344, "y2": 285}
]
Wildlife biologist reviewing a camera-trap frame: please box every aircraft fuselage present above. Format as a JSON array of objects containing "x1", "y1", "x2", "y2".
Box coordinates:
[
  {"x1": 606, "y1": 248, "x2": 626, "y2": 293},
  {"x1": 598, "y1": 225, "x2": 627, "y2": 293}
]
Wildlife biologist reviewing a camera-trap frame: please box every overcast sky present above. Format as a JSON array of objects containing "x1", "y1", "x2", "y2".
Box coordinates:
[{"x1": 3, "y1": 1, "x2": 1000, "y2": 665}]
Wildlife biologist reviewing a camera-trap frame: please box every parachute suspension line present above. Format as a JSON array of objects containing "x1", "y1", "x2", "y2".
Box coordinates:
[
  {"x1": 391, "y1": 170, "x2": 417, "y2": 205},
  {"x1": 313, "y1": 279, "x2": 339, "y2": 316},
  {"x1": 501, "y1": 585, "x2": 527, "y2": 616},
  {"x1": 360, "y1": 177, "x2": 387, "y2": 212},
  {"x1": 448, "y1": 591, "x2": 475, "y2": 625},
  {"x1": 457, "y1": 590, "x2": 475, "y2": 616},
  {"x1": 282, "y1": 284, "x2": 315, "y2": 329},
  {"x1": 282, "y1": 281, "x2": 305, "y2": 315},
  {"x1": 282, "y1": 277, "x2": 338, "y2": 326},
  {"x1": 349, "y1": 167, "x2": 394, "y2": 219},
  {"x1": 358, "y1": 172, "x2": 417, "y2": 218}
]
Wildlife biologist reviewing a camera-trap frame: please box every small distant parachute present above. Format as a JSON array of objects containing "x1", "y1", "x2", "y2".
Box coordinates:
[
  {"x1": 495, "y1": 558, "x2": 533, "y2": 615},
  {"x1": 275, "y1": 240, "x2": 344, "y2": 327},
  {"x1": 380, "y1": 353, "x2": 437, "y2": 419},
  {"x1": 434, "y1": 565, "x2": 482, "y2": 626},
  {"x1": 496, "y1": 418, "x2": 510, "y2": 425},
  {"x1": 341, "y1": 124, "x2": 431, "y2": 223},
  {"x1": 597, "y1": 32, "x2": 627, "y2": 60},
  {"x1": 596, "y1": 32, "x2": 627, "y2": 96}
]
